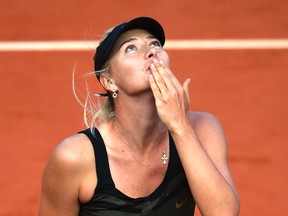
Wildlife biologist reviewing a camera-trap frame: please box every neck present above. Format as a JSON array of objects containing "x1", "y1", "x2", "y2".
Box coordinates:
[{"x1": 111, "y1": 93, "x2": 168, "y2": 153}]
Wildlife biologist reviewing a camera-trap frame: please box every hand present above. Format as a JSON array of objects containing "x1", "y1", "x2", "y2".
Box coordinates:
[{"x1": 149, "y1": 59, "x2": 191, "y2": 133}]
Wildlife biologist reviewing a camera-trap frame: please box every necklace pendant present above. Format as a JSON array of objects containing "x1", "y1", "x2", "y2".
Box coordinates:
[{"x1": 161, "y1": 151, "x2": 168, "y2": 165}]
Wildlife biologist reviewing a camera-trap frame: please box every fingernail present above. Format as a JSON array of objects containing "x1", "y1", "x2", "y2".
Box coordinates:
[
  {"x1": 151, "y1": 63, "x2": 155, "y2": 68},
  {"x1": 153, "y1": 59, "x2": 158, "y2": 64},
  {"x1": 159, "y1": 60, "x2": 163, "y2": 65}
]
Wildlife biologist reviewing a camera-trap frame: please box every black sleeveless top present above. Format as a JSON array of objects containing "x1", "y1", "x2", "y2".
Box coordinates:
[{"x1": 78, "y1": 128, "x2": 195, "y2": 216}]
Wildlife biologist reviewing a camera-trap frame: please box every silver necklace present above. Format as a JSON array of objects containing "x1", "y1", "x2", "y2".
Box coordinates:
[{"x1": 114, "y1": 123, "x2": 169, "y2": 167}]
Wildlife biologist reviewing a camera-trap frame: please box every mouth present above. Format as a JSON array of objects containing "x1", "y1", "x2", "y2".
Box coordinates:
[
  {"x1": 145, "y1": 58, "x2": 160, "y2": 71},
  {"x1": 145, "y1": 62, "x2": 153, "y2": 73}
]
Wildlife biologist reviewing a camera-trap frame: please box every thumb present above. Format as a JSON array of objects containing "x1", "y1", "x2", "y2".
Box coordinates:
[{"x1": 183, "y1": 78, "x2": 191, "y2": 104}]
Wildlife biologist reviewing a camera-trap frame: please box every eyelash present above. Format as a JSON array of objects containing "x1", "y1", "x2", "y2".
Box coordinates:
[
  {"x1": 151, "y1": 40, "x2": 161, "y2": 48},
  {"x1": 124, "y1": 40, "x2": 162, "y2": 53},
  {"x1": 125, "y1": 45, "x2": 137, "y2": 53}
]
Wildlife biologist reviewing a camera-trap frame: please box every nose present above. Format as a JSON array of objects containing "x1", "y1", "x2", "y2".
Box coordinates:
[{"x1": 145, "y1": 47, "x2": 157, "y2": 59}]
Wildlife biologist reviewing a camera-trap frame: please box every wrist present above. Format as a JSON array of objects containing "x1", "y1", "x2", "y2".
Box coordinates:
[{"x1": 169, "y1": 120, "x2": 194, "y2": 138}]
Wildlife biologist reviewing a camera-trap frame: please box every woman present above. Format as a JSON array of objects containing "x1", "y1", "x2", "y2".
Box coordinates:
[{"x1": 39, "y1": 17, "x2": 240, "y2": 215}]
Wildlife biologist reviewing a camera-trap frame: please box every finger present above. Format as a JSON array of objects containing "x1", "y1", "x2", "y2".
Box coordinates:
[
  {"x1": 183, "y1": 78, "x2": 191, "y2": 104},
  {"x1": 149, "y1": 74, "x2": 162, "y2": 99},
  {"x1": 157, "y1": 60, "x2": 182, "y2": 90},
  {"x1": 153, "y1": 59, "x2": 175, "y2": 90},
  {"x1": 150, "y1": 63, "x2": 168, "y2": 95}
]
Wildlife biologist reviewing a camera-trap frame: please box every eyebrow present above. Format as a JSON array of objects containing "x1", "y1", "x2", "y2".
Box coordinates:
[
  {"x1": 118, "y1": 38, "x2": 137, "y2": 50},
  {"x1": 118, "y1": 35, "x2": 157, "y2": 50}
]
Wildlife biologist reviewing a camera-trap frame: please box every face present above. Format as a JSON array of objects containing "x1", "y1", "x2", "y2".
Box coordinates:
[{"x1": 107, "y1": 29, "x2": 170, "y2": 96}]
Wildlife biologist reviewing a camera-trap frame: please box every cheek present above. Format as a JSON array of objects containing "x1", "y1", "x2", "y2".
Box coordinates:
[
  {"x1": 160, "y1": 51, "x2": 170, "y2": 68},
  {"x1": 109, "y1": 59, "x2": 139, "y2": 85},
  {"x1": 110, "y1": 56, "x2": 129, "y2": 75}
]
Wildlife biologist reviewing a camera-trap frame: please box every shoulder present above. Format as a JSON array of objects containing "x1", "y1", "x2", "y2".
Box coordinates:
[
  {"x1": 40, "y1": 132, "x2": 96, "y2": 214},
  {"x1": 189, "y1": 111, "x2": 224, "y2": 132},
  {"x1": 43, "y1": 132, "x2": 97, "y2": 200},
  {"x1": 43, "y1": 131, "x2": 94, "y2": 185},
  {"x1": 42, "y1": 133, "x2": 96, "y2": 193},
  {"x1": 190, "y1": 110, "x2": 223, "y2": 125},
  {"x1": 188, "y1": 111, "x2": 228, "y2": 155},
  {"x1": 50, "y1": 133, "x2": 94, "y2": 169}
]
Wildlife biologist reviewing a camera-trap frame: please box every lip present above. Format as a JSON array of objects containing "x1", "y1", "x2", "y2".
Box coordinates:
[
  {"x1": 145, "y1": 57, "x2": 160, "y2": 70},
  {"x1": 145, "y1": 61, "x2": 154, "y2": 79},
  {"x1": 145, "y1": 60, "x2": 154, "y2": 71}
]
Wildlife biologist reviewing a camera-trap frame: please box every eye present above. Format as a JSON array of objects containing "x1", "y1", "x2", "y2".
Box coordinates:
[
  {"x1": 150, "y1": 40, "x2": 161, "y2": 48},
  {"x1": 125, "y1": 44, "x2": 137, "y2": 53}
]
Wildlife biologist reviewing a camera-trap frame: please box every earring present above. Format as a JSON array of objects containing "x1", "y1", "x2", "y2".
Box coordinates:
[{"x1": 112, "y1": 91, "x2": 118, "y2": 98}]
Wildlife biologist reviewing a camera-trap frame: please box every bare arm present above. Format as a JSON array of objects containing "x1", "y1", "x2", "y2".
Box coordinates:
[
  {"x1": 149, "y1": 59, "x2": 240, "y2": 215},
  {"x1": 171, "y1": 112, "x2": 240, "y2": 215},
  {"x1": 39, "y1": 134, "x2": 95, "y2": 216}
]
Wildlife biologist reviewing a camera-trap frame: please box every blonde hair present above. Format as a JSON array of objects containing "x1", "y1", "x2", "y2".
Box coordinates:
[{"x1": 73, "y1": 27, "x2": 116, "y2": 129}]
